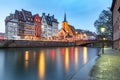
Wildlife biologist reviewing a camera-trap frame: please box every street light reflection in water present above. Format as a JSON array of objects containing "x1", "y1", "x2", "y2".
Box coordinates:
[
  {"x1": 75, "y1": 47, "x2": 78, "y2": 68},
  {"x1": 83, "y1": 47, "x2": 88, "y2": 64},
  {"x1": 0, "y1": 47, "x2": 98, "y2": 80},
  {"x1": 38, "y1": 50, "x2": 45, "y2": 80},
  {"x1": 65, "y1": 48, "x2": 69, "y2": 73},
  {"x1": 24, "y1": 51, "x2": 29, "y2": 69}
]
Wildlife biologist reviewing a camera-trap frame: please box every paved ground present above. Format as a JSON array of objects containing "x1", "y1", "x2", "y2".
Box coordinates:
[
  {"x1": 89, "y1": 48, "x2": 120, "y2": 80},
  {"x1": 70, "y1": 56, "x2": 98, "y2": 80}
]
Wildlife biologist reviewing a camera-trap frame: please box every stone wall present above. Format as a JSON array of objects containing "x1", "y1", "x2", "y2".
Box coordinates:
[{"x1": 0, "y1": 40, "x2": 75, "y2": 48}]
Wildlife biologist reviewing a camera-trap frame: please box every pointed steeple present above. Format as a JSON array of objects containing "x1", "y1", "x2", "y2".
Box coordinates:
[{"x1": 63, "y1": 12, "x2": 67, "y2": 22}]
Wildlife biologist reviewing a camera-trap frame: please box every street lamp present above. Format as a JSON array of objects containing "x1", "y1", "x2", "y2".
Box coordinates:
[
  {"x1": 75, "y1": 31, "x2": 78, "y2": 39},
  {"x1": 75, "y1": 31, "x2": 78, "y2": 45},
  {"x1": 100, "y1": 25, "x2": 106, "y2": 54}
]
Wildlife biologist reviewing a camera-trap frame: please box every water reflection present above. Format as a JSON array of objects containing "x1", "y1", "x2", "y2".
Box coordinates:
[
  {"x1": 65, "y1": 48, "x2": 69, "y2": 72},
  {"x1": 33, "y1": 51, "x2": 36, "y2": 62},
  {"x1": 0, "y1": 47, "x2": 98, "y2": 80},
  {"x1": 70, "y1": 47, "x2": 74, "y2": 62},
  {"x1": 61, "y1": 48, "x2": 65, "y2": 55},
  {"x1": 51, "y1": 49, "x2": 55, "y2": 62},
  {"x1": 0, "y1": 51, "x2": 5, "y2": 79},
  {"x1": 24, "y1": 51, "x2": 29, "y2": 69},
  {"x1": 83, "y1": 47, "x2": 88, "y2": 64},
  {"x1": 75, "y1": 47, "x2": 78, "y2": 68},
  {"x1": 38, "y1": 50, "x2": 45, "y2": 80}
]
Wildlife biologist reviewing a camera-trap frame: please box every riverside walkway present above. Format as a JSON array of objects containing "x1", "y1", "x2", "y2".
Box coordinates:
[{"x1": 89, "y1": 48, "x2": 120, "y2": 80}]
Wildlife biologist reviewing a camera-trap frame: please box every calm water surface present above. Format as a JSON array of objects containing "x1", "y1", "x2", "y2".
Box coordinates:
[{"x1": 0, "y1": 47, "x2": 99, "y2": 80}]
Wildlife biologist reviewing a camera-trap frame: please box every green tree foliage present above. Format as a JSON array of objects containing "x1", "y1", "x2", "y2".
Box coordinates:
[{"x1": 94, "y1": 8, "x2": 112, "y2": 40}]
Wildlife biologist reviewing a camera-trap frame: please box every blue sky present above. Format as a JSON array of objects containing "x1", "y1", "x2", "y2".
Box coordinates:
[{"x1": 0, "y1": 0, "x2": 112, "y2": 33}]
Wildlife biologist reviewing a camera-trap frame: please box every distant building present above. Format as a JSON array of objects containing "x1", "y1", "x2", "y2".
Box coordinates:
[
  {"x1": 5, "y1": 9, "x2": 59, "y2": 40},
  {"x1": 21, "y1": 9, "x2": 35, "y2": 40},
  {"x1": 33, "y1": 14, "x2": 42, "y2": 40},
  {"x1": 45, "y1": 14, "x2": 52, "y2": 40},
  {"x1": 5, "y1": 14, "x2": 19, "y2": 40},
  {"x1": 41, "y1": 13, "x2": 59, "y2": 40},
  {"x1": 14, "y1": 10, "x2": 25, "y2": 39},
  {"x1": 5, "y1": 9, "x2": 36, "y2": 40},
  {"x1": 0, "y1": 33, "x2": 6, "y2": 40},
  {"x1": 76, "y1": 29, "x2": 96, "y2": 40},
  {"x1": 51, "y1": 15, "x2": 59, "y2": 40},
  {"x1": 41, "y1": 13, "x2": 48, "y2": 39},
  {"x1": 58, "y1": 13, "x2": 76, "y2": 41},
  {"x1": 111, "y1": 0, "x2": 120, "y2": 50}
]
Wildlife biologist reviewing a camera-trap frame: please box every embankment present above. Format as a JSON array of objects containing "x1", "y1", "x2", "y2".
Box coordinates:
[{"x1": 0, "y1": 40, "x2": 75, "y2": 48}]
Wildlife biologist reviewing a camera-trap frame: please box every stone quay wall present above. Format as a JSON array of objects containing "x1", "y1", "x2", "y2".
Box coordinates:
[{"x1": 0, "y1": 40, "x2": 75, "y2": 48}]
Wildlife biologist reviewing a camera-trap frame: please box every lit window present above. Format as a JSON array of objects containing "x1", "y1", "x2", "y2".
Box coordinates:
[{"x1": 13, "y1": 23, "x2": 16, "y2": 26}]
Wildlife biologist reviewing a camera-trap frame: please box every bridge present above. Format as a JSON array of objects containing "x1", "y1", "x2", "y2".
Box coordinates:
[{"x1": 75, "y1": 40, "x2": 112, "y2": 46}]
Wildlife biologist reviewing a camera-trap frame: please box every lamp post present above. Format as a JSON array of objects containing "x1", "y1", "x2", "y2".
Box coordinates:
[
  {"x1": 75, "y1": 32, "x2": 78, "y2": 40},
  {"x1": 100, "y1": 25, "x2": 106, "y2": 54},
  {"x1": 75, "y1": 31, "x2": 78, "y2": 45}
]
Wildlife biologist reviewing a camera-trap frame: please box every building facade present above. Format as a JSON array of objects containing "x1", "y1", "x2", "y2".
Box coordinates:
[
  {"x1": 58, "y1": 13, "x2": 76, "y2": 41},
  {"x1": 41, "y1": 13, "x2": 49, "y2": 39},
  {"x1": 5, "y1": 9, "x2": 58, "y2": 41},
  {"x1": 111, "y1": 0, "x2": 120, "y2": 50},
  {"x1": 5, "y1": 9, "x2": 36, "y2": 40},
  {"x1": 5, "y1": 14, "x2": 19, "y2": 40},
  {"x1": 21, "y1": 9, "x2": 35, "y2": 40},
  {"x1": 41, "y1": 13, "x2": 59, "y2": 40},
  {"x1": 76, "y1": 29, "x2": 96, "y2": 40},
  {"x1": 33, "y1": 14, "x2": 42, "y2": 40},
  {"x1": 51, "y1": 15, "x2": 59, "y2": 40}
]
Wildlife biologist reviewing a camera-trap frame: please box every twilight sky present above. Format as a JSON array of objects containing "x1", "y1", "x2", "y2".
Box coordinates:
[{"x1": 0, "y1": 0, "x2": 112, "y2": 33}]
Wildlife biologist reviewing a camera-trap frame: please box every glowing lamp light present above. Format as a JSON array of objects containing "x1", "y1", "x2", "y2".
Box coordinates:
[{"x1": 100, "y1": 26, "x2": 106, "y2": 33}]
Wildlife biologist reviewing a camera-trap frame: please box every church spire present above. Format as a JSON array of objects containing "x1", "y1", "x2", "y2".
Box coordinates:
[{"x1": 63, "y1": 12, "x2": 67, "y2": 22}]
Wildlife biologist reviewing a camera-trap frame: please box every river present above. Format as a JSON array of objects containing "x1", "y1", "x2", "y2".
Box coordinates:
[{"x1": 0, "y1": 47, "x2": 99, "y2": 80}]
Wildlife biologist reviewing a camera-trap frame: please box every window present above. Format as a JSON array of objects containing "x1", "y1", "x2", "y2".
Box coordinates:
[
  {"x1": 28, "y1": 18, "x2": 30, "y2": 20},
  {"x1": 118, "y1": 7, "x2": 120, "y2": 13},
  {"x1": 31, "y1": 18, "x2": 33, "y2": 21}
]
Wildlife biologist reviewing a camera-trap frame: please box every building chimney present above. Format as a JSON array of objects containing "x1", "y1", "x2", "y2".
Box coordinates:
[
  {"x1": 48, "y1": 13, "x2": 50, "y2": 16},
  {"x1": 42, "y1": 13, "x2": 45, "y2": 15},
  {"x1": 52, "y1": 15, "x2": 54, "y2": 18}
]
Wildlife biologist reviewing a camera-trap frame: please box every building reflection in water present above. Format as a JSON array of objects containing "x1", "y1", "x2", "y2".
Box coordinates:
[
  {"x1": 61, "y1": 48, "x2": 65, "y2": 55},
  {"x1": 65, "y1": 48, "x2": 69, "y2": 72},
  {"x1": 33, "y1": 51, "x2": 36, "y2": 62},
  {"x1": 75, "y1": 47, "x2": 78, "y2": 68},
  {"x1": 24, "y1": 51, "x2": 29, "y2": 69},
  {"x1": 51, "y1": 49, "x2": 55, "y2": 62},
  {"x1": 0, "y1": 52, "x2": 5, "y2": 78},
  {"x1": 38, "y1": 50, "x2": 45, "y2": 80},
  {"x1": 70, "y1": 47, "x2": 74, "y2": 62},
  {"x1": 83, "y1": 47, "x2": 88, "y2": 64}
]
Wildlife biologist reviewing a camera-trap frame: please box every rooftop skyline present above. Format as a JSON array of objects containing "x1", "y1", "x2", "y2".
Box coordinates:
[{"x1": 0, "y1": 0, "x2": 112, "y2": 33}]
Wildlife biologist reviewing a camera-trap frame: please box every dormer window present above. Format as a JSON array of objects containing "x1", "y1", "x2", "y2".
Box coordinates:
[
  {"x1": 28, "y1": 18, "x2": 30, "y2": 20},
  {"x1": 31, "y1": 18, "x2": 33, "y2": 21},
  {"x1": 36, "y1": 19, "x2": 38, "y2": 21}
]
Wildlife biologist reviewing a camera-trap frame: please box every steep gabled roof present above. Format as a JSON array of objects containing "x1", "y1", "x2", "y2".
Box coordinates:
[
  {"x1": 41, "y1": 13, "x2": 59, "y2": 26},
  {"x1": 45, "y1": 15, "x2": 52, "y2": 26},
  {"x1": 69, "y1": 25, "x2": 76, "y2": 35},
  {"x1": 15, "y1": 10, "x2": 25, "y2": 21},
  {"x1": 21, "y1": 9, "x2": 34, "y2": 22}
]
